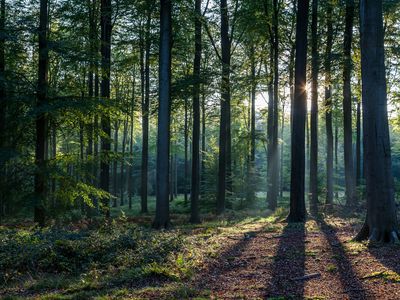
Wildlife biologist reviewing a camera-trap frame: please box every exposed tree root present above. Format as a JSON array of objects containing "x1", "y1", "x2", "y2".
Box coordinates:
[{"x1": 354, "y1": 223, "x2": 400, "y2": 243}]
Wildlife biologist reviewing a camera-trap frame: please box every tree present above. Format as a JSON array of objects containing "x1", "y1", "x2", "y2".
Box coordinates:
[
  {"x1": 355, "y1": 0, "x2": 399, "y2": 243},
  {"x1": 216, "y1": 0, "x2": 231, "y2": 215},
  {"x1": 153, "y1": 0, "x2": 172, "y2": 229},
  {"x1": 34, "y1": 0, "x2": 49, "y2": 226},
  {"x1": 324, "y1": 0, "x2": 334, "y2": 208},
  {"x1": 287, "y1": 0, "x2": 309, "y2": 223},
  {"x1": 190, "y1": 0, "x2": 202, "y2": 224},
  {"x1": 0, "y1": 0, "x2": 5, "y2": 151},
  {"x1": 266, "y1": 0, "x2": 280, "y2": 211},
  {"x1": 309, "y1": 0, "x2": 319, "y2": 214},
  {"x1": 343, "y1": 0, "x2": 356, "y2": 206},
  {"x1": 0, "y1": 0, "x2": 6, "y2": 220},
  {"x1": 141, "y1": 5, "x2": 152, "y2": 214},
  {"x1": 100, "y1": 0, "x2": 112, "y2": 218}
]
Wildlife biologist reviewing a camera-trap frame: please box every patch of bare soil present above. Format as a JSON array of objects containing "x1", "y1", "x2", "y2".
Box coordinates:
[{"x1": 193, "y1": 218, "x2": 400, "y2": 300}]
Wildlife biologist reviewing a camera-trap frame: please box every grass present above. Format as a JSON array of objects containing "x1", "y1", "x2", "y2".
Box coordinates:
[
  {"x1": 0, "y1": 196, "x2": 283, "y2": 299},
  {"x1": 362, "y1": 270, "x2": 400, "y2": 282}
]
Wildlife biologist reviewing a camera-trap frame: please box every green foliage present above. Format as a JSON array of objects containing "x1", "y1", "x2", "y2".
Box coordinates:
[{"x1": 0, "y1": 222, "x2": 182, "y2": 285}]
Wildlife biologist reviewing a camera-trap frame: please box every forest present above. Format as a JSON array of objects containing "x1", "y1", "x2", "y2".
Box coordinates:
[{"x1": 1, "y1": 0, "x2": 400, "y2": 299}]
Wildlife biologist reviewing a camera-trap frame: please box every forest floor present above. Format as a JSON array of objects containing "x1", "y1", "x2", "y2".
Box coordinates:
[{"x1": 1, "y1": 204, "x2": 400, "y2": 299}]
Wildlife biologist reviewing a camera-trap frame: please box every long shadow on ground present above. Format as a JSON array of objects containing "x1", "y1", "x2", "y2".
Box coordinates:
[
  {"x1": 264, "y1": 222, "x2": 306, "y2": 299},
  {"x1": 193, "y1": 225, "x2": 269, "y2": 298},
  {"x1": 317, "y1": 219, "x2": 369, "y2": 299}
]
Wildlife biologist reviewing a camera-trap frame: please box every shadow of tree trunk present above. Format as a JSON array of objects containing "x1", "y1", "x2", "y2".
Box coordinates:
[
  {"x1": 317, "y1": 219, "x2": 368, "y2": 299},
  {"x1": 265, "y1": 222, "x2": 306, "y2": 298}
]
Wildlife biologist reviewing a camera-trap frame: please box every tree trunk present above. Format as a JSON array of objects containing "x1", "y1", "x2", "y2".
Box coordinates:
[
  {"x1": 246, "y1": 43, "x2": 256, "y2": 203},
  {"x1": 120, "y1": 118, "x2": 128, "y2": 206},
  {"x1": 268, "y1": 0, "x2": 280, "y2": 211},
  {"x1": 128, "y1": 70, "x2": 135, "y2": 210},
  {"x1": 201, "y1": 85, "x2": 206, "y2": 190},
  {"x1": 356, "y1": 99, "x2": 361, "y2": 187},
  {"x1": 153, "y1": 0, "x2": 171, "y2": 229},
  {"x1": 112, "y1": 121, "x2": 119, "y2": 207},
  {"x1": 343, "y1": 0, "x2": 356, "y2": 206},
  {"x1": 335, "y1": 119, "x2": 339, "y2": 200},
  {"x1": 184, "y1": 97, "x2": 188, "y2": 204},
  {"x1": 216, "y1": 0, "x2": 231, "y2": 215},
  {"x1": 324, "y1": 0, "x2": 334, "y2": 207},
  {"x1": 34, "y1": 0, "x2": 49, "y2": 226},
  {"x1": 141, "y1": 12, "x2": 151, "y2": 214},
  {"x1": 100, "y1": 0, "x2": 112, "y2": 218},
  {"x1": 266, "y1": 54, "x2": 274, "y2": 209},
  {"x1": 190, "y1": 0, "x2": 201, "y2": 224},
  {"x1": 288, "y1": 0, "x2": 309, "y2": 223},
  {"x1": 0, "y1": 0, "x2": 6, "y2": 221},
  {"x1": 280, "y1": 100, "x2": 285, "y2": 199},
  {"x1": 309, "y1": 0, "x2": 319, "y2": 215},
  {"x1": 355, "y1": 0, "x2": 399, "y2": 243}
]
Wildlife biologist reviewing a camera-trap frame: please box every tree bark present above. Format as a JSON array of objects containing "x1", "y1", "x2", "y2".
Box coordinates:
[
  {"x1": 324, "y1": 0, "x2": 334, "y2": 207},
  {"x1": 247, "y1": 43, "x2": 256, "y2": 203},
  {"x1": 141, "y1": 11, "x2": 151, "y2": 214},
  {"x1": 309, "y1": 0, "x2": 319, "y2": 215},
  {"x1": 128, "y1": 69, "x2": 135, "y2": 209},
  {"x1": 288, "y1": 0, "x2": 309, "y2": 223},
  {"x1": 34, "y1": 0, "x2": 49, "y2": 226},
  {"x1": 120, "y1": 117, "x2": 128, "y2": 206},
  {"x1": 100, "y1": 0, "x2": 112, "y2": 218},
  {"x1": 0, "y1": 0, "x2": 6, "y2": 220},
  {"x1": 153, "y1": 0, "x2": 172, "y2": 229},
  {"x1": 184, "y1": 97, "x2": 188, "y2": 204},
  {"x1": 190, "y1": 0, "x2": 201, "y2": 224},
  {"x1": 268, "y1": 0, "x2": 280, "y2": 211},
  {"x1": 112, "y1": 120, "x2": 119, "y2": 207},
  {"x1": 355, "y1": 0, "x2": 399, "y2": 243},
  {"x1": 216, "y1": 0, "x2": 231, "y2": 215},
  {"x1": 356, "y1": 99, "x2": 361, "y2": 187},
  {"x1": 343, "y1": 0, "x2": 356, "y2": 206}
]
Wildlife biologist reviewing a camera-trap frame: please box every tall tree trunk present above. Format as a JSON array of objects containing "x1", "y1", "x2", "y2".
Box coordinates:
[
  {"x1": 120, "y1": 118, "x2": 128, "y2": 206},
  {"x1": 93, "y1": 77, "x2": 100, "y2": 209},
  {"x1": 325, "y1": 0, "x2": 334, "y2": 207},
  {"x1": 87, "y1": 0, "x2": 96, "y2": 197},
  {"x1": 100, "y1": 0, "x2": 112, "y2": 218},
  {"x1": 51, "y1": 125, "x2": 56, "y2": 208},
  {"x1": 141, "y1": 12, "x2": 151, "y2": 214},
  {"x1": 309, "y1": 0, "x2": 319, "y2": 215},
  {"x1": 0, "y1": 0, "x2": 6, "y2": 221},
  {"x1": 343, "y1": 0, "x2": 356, "y2": 206},
  {"x1": 34, "y1": 0, "x2": 49, "y2": 226},
  {"x1": 280, "y1": 100, "x2": 285, "y2": 199},
  {"x1": 128, "y1": 70, "x2": 135, "y2": 209},
  {"x1": 184, "y1": 97, "x2": 188, "y2": 204},
  {"x1": 268, "y1": 0, "x2": 280, "y2": 210},
  {"x1": 335, "y1": 118, "x2": 339, "y2": 200},
  {"x1": 355, "y1": 0, "x2": 399, "y2": 243},
  {"x1": 153, "y1": 0, "x2": 171, "y2": 229},
  {"x1": 201, "y1": 86, "x2": 206, "y2": 187},
  {"x1": 190, "y1": 0, "x2": 201, "y2": 224},
  {"x1": 266, "y1": 54, "x2": 274, "y2": 208},
  {"x1": 216, "y1": 0, "x2": 231, "y2": 215},
  {"x1": 94, "y1": 70, "x2": 99, "y2": 193},
  {"x1": 112, "y1": 121, "x2": 119, "y2": 207},
  {"x1": 356, "y1": 99, "x2": 361, "y2": 187},
  {"x1": 246, "y1": 43, "x2": 256, "y2": 203},
  {"x1": 169, "y1": 146, "x2": 174, "y2": 202},
  {"x1": 288, "y1": 0, "x2": 309, "y2": 223}
]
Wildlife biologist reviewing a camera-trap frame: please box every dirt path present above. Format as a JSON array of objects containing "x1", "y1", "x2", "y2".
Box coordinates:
[{"x1": 193, "y1": 218, "x2": 400, "y2": 300}]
